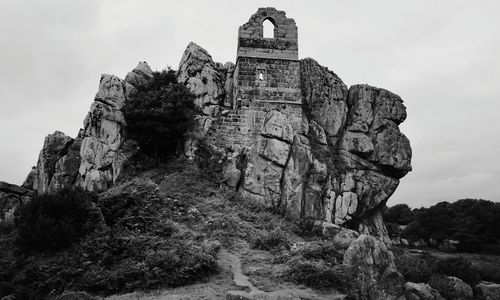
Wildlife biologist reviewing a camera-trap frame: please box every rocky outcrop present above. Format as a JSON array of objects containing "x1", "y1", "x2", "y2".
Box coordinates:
[
  {"x1": 0, "y1": 181, "x2": 32, "y2": 223},
  {"x1": 23, "y1": 62, "x2": 152, "y2": 195},
  {"x1": 177, "y1": 42, "x2": 235, "y2": 158},
  {"x1": 21, "y1": 33, "x2": 411, "y2": 246},
  {"x1": 343, "y1": 235, "x2": 405, "y2": 300},
  {"x1": 28, "y1": 131, "x2": 81, "y2": 194},
  {"x1": 405, "y1": 282, "x2": 444, "y2": 300},
  {"x1": 178, "y1": 42, "x2": 227, "y2": 115},
  {"x1": 180, "y1": 42, "x2": 412, "y2": 242},
  {"x1": 301, "y1": 57, "x2": 348, "y2": 144},
  {"x1": 77, "y1": 62, "x2": 152, "y2": 192}
]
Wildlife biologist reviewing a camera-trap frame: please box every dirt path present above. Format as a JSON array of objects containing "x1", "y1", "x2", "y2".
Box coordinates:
[
  {"x1": 219, "y1": 248, "x2": 261, "y2": 293},
  {"x1": 105, "y1": 247, "x2": 259, "y2": 300},
  {"x1": 105, "y1": 244, "x2": 346, "y2": 300}
]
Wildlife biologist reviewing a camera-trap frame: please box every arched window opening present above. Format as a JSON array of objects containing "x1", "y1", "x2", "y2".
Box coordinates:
[
  {"x1": 263, "y1": 19, "x2": 275, "y2": 38},
  {"x1": 257, "y1": 68, "x2": 266, "y2": 81}
]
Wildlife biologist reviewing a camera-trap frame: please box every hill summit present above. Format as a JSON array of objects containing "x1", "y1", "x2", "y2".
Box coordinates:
[
  {"x1": 1, "y1": 7, "x2": 411, "y2": 245},
  {"x1": 0, "y1": 7, "x2": 419, "y2": 300}
]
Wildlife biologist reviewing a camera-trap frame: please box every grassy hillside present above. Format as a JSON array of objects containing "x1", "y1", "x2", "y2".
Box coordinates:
[{"x1": 0, "y1": 159, "x2": 349, "y2": 299}]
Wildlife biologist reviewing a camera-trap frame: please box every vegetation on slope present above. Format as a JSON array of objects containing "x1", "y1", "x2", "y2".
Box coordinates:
[
  {"x1": 2, "y1": 156, "x2": 500, "y2": 299},
  {"x1": 0, "y1": 173, "x2": 219, "y2": 299}
]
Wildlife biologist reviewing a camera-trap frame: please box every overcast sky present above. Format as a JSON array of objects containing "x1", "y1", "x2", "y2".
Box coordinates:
[{"x1": 1, "y1": 0, "x2": 499, "y2": 208}]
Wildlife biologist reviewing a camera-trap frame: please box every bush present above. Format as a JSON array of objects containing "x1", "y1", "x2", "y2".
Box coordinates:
[
  {"x1": 252, "y1": 228, "x2": 291, "y2": 252},
  {"x1": 297, "y1": 241, "x2": 344, "y2": 265},
  {"x1": 283, "y1": 259, "x2": 348, "y2": 292},
  {"x1": 14, "y1": 188, "x2": 102, "y2": 253},
  {"x1": 1, "y1": 177, "x2": 220, "y2": 298},
  {"x1": 474, "y1": 261, "x2": 500, "y2": 283},
  {"x1": 433, "y1": 256, "x2": 481, "y2": 286},
  {"x1": 394, "y1": 252, "x2": 434, "y2": 283},
  {"x1": 73, "y1": 229, "x2": 219, "y2": 293}
]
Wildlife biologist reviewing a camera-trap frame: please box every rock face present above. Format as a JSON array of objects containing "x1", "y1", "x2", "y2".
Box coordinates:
[
  {"x1": 182, "y1": 8, "x2": 412, "y2": 242},
  {"x1": 28, "y1": 131, "x2": 81, "y2": 194},
  {"x1": 177, "y1": 42, "x2": 234, "y2": 158},
  {"x1": 0, "y1": 181, "x2": 32, "y2": 223},
  {"x1": 77, "y1": 62, "x2": 152, "y2": 192},
  {"x1": 189, "y1": 51, "x2": 411, "y2": 242},
  {"x1": 25, "y1": 62, "x2": 152, "y2": 195},
  {"x1": 343, "y1": 235, "x2": 405, "y2": 299}
]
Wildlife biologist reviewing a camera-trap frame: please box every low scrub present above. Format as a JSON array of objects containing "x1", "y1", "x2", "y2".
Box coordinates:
[
  {"x1": 297, "y1": 241, "x2": 345, "y2": 265},
  {"x1": 14, "y1": 188, "x2": 103, "y2": 253},
  {"x1": 283, "y1": 259, "x2": 348, "y2": 292},
  {"x1": 2, "y1": 228, "x2": 218, "y2": 298},
  {"x1": 1, "y1": 179, "x2": 219, "y2": 299},
  {"x1": 282, "y1": 241, "x2": 348, "y2": 292},
  {"x1": 252, "y1": 228, "x2": 291, "y2": 252},
  {"x1": 433, "y1": 256, "x2": 481, "y2": 286},
  {"x1": 395, "y1": 252, "x2": 434, "y2": 283},
  {"x1": 394, "y1": 250, "x2": 483, "y2": 286}
]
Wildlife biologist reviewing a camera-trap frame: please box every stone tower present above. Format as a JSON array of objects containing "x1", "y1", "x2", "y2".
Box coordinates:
[
  {"x1": 208, "y1": 8, "x2": 303, "y2": 150},
  {"x1": 235, "y1": 7, "x2": 301, "y2": 105}
]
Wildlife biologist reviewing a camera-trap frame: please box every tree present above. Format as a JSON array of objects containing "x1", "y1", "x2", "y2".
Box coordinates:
[
  {"x1": 123, "y1": 70, "x2": 196, "y2": 165},
  {"x1": 383, "y1": 204, "x2": 414, "y2": 225}
]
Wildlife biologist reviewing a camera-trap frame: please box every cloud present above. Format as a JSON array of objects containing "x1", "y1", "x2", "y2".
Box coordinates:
[{"x1": 1, "y1": 0, "x2": 499, "y2": 207}]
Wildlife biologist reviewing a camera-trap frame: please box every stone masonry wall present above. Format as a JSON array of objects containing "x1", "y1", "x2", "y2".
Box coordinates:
[
  {"x1": 207, "y1": 8, "x2": 302, "y2": 151},
  {"x1": 237, "y1": 7, "x2": 298, "y2": 60}
]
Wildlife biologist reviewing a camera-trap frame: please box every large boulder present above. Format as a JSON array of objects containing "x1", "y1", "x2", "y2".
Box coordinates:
[
  {"x1": 0, "y1": 181, "x2": 31, "y2": 223},
  {"x1": 475, "y1": 282, "x2": 500, "y2": 300},
  {"x1": 428, "y1": 275, "x2": 473, "y2": 300},
  {"x1": 405, "y1": 282, "x2": 444, "y2": 300},
  {"x1": 343, "y1": 235, "x2": 405, "y2": 300},
  {"x1": 178, "y1": 42, "x2": 226, "y2": 112},
  {"x1": 343, "y1": 84, "x2": 412, "y2": 178},
  {"x1": 300, "y1": 58, "x2": 348, "y2": 143},
  {"x1": 313, "y1": 221, "x2": 360, "y2": 248},
  {"x1": 177, "y1": 42, "x2": 234, "y2": 158},
  {"x1": 31, "y1": 131, "x2": 80, "y2": 194},
  {"x1": 124, "y1": 61, "x2": 153, "y2": 91}
]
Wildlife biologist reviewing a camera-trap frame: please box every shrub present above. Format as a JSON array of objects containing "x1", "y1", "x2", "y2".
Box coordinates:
[
  {"x1": 283, "y1": 259, "x2": 348, "y2": 292},
  {"x1": 202, "y1": 214, "x2": 253, "y2": 247},
  {"x1": 474, "y1": 261, "x2": 500, "y2": 283},
  {"x1": 432, "y1": 256, "x2": 481, "y2": 286},
  {"x1": 252, "y1": 228, "x2": 291, "y2": 252},
  {"x1": 0, "y1": 221, "x2": 14, "y2": 235},
  {"x1": 297, "y1": 241, "x2": 344, "y2": 265},
  {"x1": 74, "y1": 230, "x2": 219, "y2": 293},
  {"x1": 394, "y1": 252, "x2": 434, "y2": 283},
  {"x1": 14, "y1": 188, "x2": 102, "y2": 253}
]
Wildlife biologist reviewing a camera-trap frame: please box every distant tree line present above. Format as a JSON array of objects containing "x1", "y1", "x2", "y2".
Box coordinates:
[{"x1": 383, "y1": 199, "x2": 500, "y2": 254}]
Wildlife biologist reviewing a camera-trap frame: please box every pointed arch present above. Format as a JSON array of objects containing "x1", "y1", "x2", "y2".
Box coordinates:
[{"x1": 263, "y1": 18, "x2": 275, "y2": 38}]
